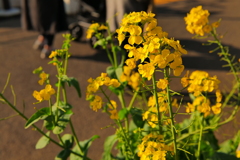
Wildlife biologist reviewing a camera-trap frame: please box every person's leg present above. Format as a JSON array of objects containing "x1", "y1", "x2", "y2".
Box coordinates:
[{"x1": 40, "y1": 34, "x2": 55, "y2": 59}]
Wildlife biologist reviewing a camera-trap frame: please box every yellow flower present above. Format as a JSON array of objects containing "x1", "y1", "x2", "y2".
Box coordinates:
[
  {"x1": 236, "y1": 144, "x2": 240, "y2": 158},
  {"x1": 125, "y1": 58, "x2": 136, "y2": 69},
  {"x1": 38, "y1": 72, "x2": 48, "y2": 85},
  {"x1": 211, "y1": 103, "x2": 221, "y2": 114},
  {"x1": 184, "y1": 5, "x2": 210, "y2": 36},
  {"x1": 203, "y1": 24, "x2": 212, "y2": 33},
  {"x1": 211, "y1": 21, "x2": 220, "y2": 28},
  {"x1": 108, "y1": 100, "x2": 117, "y2": 109},
  {"x1": 32, "y1": 84, "x2": 55, "y2": 102},
  {"x1": 109, "y1": 109, "x2": 118, "y2": 119},
  {"x1": 90, "y1": 95, "x2": 103, "y2": 112},
  {"x1": 138, "y1": 62, "x2": 155, "y2": 80},
  {"x1": 49, "y1": 51, "x2": 58, "y2": 58},
  {"x1": 181, "y1": 71, "x2": 190, "y2": 87},
  {"x1": 110, "y1": 79, "x2": 121, "y2": 88},
  {"x1": 86, "y1": 23, "x2": 107, "y2": 39},
  {"x1": 186, "y1": 102, "x2": 195, "y2": 113},
  {"x1": 157, "y1": 79, "x2": 168, "y2": 90}
]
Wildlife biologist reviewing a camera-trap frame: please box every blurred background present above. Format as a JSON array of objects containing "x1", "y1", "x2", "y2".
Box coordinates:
[{"x1": 0, "y1": 0, "x2": 240, "y2": 159}]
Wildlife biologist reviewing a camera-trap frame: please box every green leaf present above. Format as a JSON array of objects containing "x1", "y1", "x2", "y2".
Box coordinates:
[
  {"x1": 130, "y1": 108, "x2": 145, "y2": 128},
  {"x1": 52, "y1": 101, "x2": 72, "y2": 113},
  {"x1": 61, "y1": 134, "x2": 74, "y2": 148},
  {"x1": 118, "y1": 108, "x2": 128, "y2": 120},
  {"x1": 106, "y1": 66, "x2": 117, "y2": 79},
  {"x1": 43, "y1": 115, "x2": 55, "y2": 130},
  {"x1": 60, "y1": 75, "x2": 81, "y2": 98},
  {"x1": 101, "y1": 134, "x2": 118, "y2": 160},
  {"x1": 67, "y1": 77, "x2": 81, "y2": 98},
  {"x1": 32, "y1": 66, "x2": 43, "y2": 74},
  {"x1": 25, "y1": 107, "x2": 51, "y2": 129},
  {"x1": 55, "y1": 149, "x2": 71, "y2": 160},
  {"x1": 94, "y1": 39, "x2": 107, "y2": 49},
  {"x1": 53, "y1": 109, "x2": 73, "y2": 134},
  {"x1": 115, "y1": 66, "x2": 123, "y2": 81},
  {"x1": 70, "y1": 135, "x2": 100, "y2": 160},
  {"x1": 35, "y1": 131, "x2": 50, "y2": 149}
]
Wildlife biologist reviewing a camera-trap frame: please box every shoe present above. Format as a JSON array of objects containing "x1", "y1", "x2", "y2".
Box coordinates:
[
  {"x1": 33, "y1": 39, "x2": 46, "y2": 50},
  {"x1": 40, "y1": 48, "x2": 54, "y2": 59}
]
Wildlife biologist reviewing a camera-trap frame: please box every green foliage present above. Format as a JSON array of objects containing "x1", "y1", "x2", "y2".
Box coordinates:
[
  {"x1": 35, "y1": 131, "x2": 51, "y2": 149},
  {"x1": 25, "y1": 107, "x2": 51, "y2": 129},
  {"x1": 70, "y1": 135, "x2": 100, "y2": 160},
  {"x1": 101, "y1": 134, "x2": 118, "y2": 160}
]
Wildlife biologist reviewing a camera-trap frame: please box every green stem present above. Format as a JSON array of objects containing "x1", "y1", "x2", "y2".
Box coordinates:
[
  {"x1": 197, "y1": 117, "x2": 203, "y2": 160},
  {"x1": 127, "y1": 89, "x2": 139, "y2": 110},
  {"x1": 69, "y1": 120, "x2": 83, "y2": 155},
  {"x1": 105, "y1": 47, "x2": 115, "y2": 67},
  {"x1": 211, "y1": 30, "x2": 240, "y2": 106},
  {"x1": 117, "y1": 120, "x2": 135, "y2": 159},
  {"x1": 118, "y1": 91, "x2": 129, "y2": 131},
  {"x1": 0, "y1": 93, "x2": 84, "y2": 158},
  {"x1": 176, "y1": 104, "x2": 239, "y2": 143},
  {"x1": 163, "y1": 69, "x2": 178, "y2": 160},
  {"x1": 151, "y1": 73, "x2": 162, "y2": 135}
]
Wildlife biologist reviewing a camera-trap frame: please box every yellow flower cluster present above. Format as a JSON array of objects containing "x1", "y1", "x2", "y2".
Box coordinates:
[
  {"x1": 86, "y1": 73, "x2": 121, "y2": 112},
  {"x1": 38, "y1": 72, "x2": 48, "y2": 85},
  {"x1": 117, "y1": 11, "x2": 187, "y2": 80},
  {"x1": 108, "y1": 100, "x2": 118, "y2": 119},
  {"x1": 143, "y1": 91, "x2": 168, "y2": 128},
  {"x1": 33, "y1": 84, "x2": 55, "y2": 102},
  {"x1": 182, "y1": 70, "x2": 222, "y2": 116},
  {"x1": 184, "y1": 5, "x2": 220, "y2": 36},
  {"x1": 86, "y1": 23, "x2": 108, "y2": 39},
  {"x1": 137, "y1": 133, "x2": 173, "y2": 160},
  {"x1": 120, "y1": 65, "x2": 141, "y2": 90}
]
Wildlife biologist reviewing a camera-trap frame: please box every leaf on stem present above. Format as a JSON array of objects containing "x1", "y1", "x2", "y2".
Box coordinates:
[
  {"x1": 35, "y1": 131, "x2": 50, "y2": 149},
  {"x1": 70, "y1": 135, "x2": 100, "y2": 160},
  {"x1": 25, "y1": 107, "x2": 51, "y2": 129}
]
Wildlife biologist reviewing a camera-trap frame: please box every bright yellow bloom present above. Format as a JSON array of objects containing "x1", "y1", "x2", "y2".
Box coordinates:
[
  {"x1": 108, "y1": 100, "x2": 117, "y2": 109},
  {"x1": 181, "y1": 70, "x2": 190, "y2": 87},
  {"x1": 184, "y1": 5, "x2": 210, "y2": 36},
  {"x1": 211, "y1": 21, "x2": 220, "y2": 28},
  {"x1": 137, "y1": 133, "x2": 169, "y2": 160},
  {"x1": 110, "y1": 79, "x2": 120, "y2": 88},
  {"x1": 212, "y1": 103, "x2": 221, "y2": 114},
  {"x1": 109, "y1": 109, "x2": 118, "y2": 119},
  {"x1": 38, "y1": 72, "x2": 48, "y2": 85},
  {"x1": 138, "y1": 62, "x2": 155, "y2": 80},
  {"x1": 86, "y1": 23, "x2": 107, "y2": 39},
  {"x1": 33, "y1": 84, "x2": 55, "y2": 102},
  {"x1": 90, "y1": 95, "x2": 103, "y2": 112},
  {"x1": 49, "y1": 51, "x2": 58, "y2": 58},
  {"x1": 125, "y1": 58, "x2": 136, "y2": 69},
  {"x1": 157, "y1": 79, "x2": 168, "y2": 90}
]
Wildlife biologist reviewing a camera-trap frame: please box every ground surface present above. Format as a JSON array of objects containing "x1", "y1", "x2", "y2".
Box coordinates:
[{"x1": 0, "y1": 0, "x2": 240, "y2": 159}]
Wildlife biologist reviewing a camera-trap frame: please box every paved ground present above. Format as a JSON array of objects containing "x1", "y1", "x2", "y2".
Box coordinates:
[{"x1": 0, "y1": 0, "x2": 240, "y2": 159}]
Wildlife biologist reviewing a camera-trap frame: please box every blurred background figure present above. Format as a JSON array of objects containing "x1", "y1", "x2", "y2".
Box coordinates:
[
  {"x1": 21, "y1": 0, "x2": 68, "y2": 59},
  {"x1": 106, "y1": 0, "x2": 154, "y2": 32}
]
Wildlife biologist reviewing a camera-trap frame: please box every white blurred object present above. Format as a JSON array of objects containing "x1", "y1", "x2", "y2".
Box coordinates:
[
  {"x1": 0, "y1": 0, "x2": 20, "y2": 17},
  {"x1": 64, "y1": 0, "x2": 80, "y2": 15}
]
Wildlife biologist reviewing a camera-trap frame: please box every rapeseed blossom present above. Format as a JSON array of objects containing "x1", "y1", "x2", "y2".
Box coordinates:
[
  {"x1": 38, "y1": 72, "x2": 48, "y2": 85},
  {"x1": 86, "y1": 73, "x2": 121, "y2": 112},
  {"x1": 183, "y1": 70, "x2": 222, "y2": 116},
  {"x1": 184, "y1": 5, "x2": 220, "y2": 36},
  {"x1": 86, "y1": 23, "x2": 108, "y2": 39},
  {"x1": 137, "y1": 133, "x2": 173, "y2": 160},
  {"x1": 118, "y1": 11, "x2": 187, "y2": 81},
  {"x1": 33, "y1": 84, "x2": 55, "y2": 102}
]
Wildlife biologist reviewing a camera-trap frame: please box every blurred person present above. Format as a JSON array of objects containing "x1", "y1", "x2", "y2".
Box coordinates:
[
  {"x1": 21, "y1": 0, "x2": 68, "y2": 59},
  {"x1": 106, "y1": 0, "x2": 154, "y2": 32}
]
